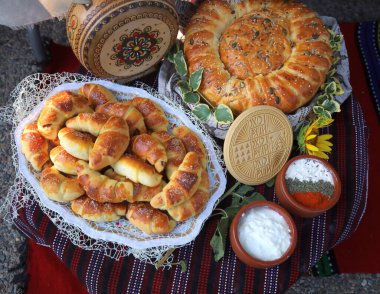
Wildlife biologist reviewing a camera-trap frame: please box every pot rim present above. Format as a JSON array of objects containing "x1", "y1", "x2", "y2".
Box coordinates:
[
  {"x1": 277, "y1": 155, "x2": 342, "y2": 214},
  {"x1": 229, "y1": 200, "x2": 297, "y2": 268}
]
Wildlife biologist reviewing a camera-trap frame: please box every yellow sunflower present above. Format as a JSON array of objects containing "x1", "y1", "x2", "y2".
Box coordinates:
[{"x1": 298, "y1": 117, "x2": 334, "y2": 159}]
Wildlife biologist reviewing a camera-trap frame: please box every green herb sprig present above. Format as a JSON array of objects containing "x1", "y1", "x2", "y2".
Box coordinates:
[
  {"x1": 210, "y1": 182, "x2": 273, "y2": 262},
  {"x1": 312, "y1": 29, "x2": 344, "y2": 119},
  {"x1": 167, "y1": 44, "x2": 234, "y2": 124}
]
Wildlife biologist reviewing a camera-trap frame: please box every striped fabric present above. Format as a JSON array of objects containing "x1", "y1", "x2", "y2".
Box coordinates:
[
  {"x1": 357, "y1": 22, "x2": 380, "y2": 119},
  {"x1": 13, "y1": 92, "x2": 368, "y2": 293}
]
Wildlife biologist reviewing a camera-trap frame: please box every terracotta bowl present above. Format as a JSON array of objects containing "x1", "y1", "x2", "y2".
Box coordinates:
[
  {"x1": 229, "y1": 200, "x2": 297, "y2": 269},
  {"x1": 275, "y1": 155, "x2": 341, "y2": 218}
]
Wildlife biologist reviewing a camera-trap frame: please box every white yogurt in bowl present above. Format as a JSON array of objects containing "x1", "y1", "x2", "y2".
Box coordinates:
[{"x1": 237, "y1": 206, "x2": 291, "y2": 261}]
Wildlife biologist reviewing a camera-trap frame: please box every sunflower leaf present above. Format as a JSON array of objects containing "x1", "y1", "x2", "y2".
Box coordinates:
[
  {"x1": 297, "y1": 123, "x2": 310, "y2": 153},
  {"x1": 174, "y1": 51, "x2": 187, "y2": 77},
  {"x1": 215, "y1": 104, "x2": 234, "y2": 124},
  {"x1": 183, "y1": 92, "x2": 200, "y2": 104},
  {"x1": 192, "y1": 103, "x2": 211, "y2": 122},
  {"x1": 189, "y1": 68, "x2": 204, "y2": 91}
]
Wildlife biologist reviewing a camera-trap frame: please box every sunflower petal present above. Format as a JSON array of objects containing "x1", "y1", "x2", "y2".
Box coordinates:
[
  {"x1": 313, "y1": 151, "x2": 329, "y2": 159},
  {"x1": 318, "y1": 134, "x2": 333, "y2": 140},
  {"x1": 306, "y1": 143, "x2": 319, "y2": 151},
  {"x1": 316, "y1": 144, "x2": 332, "y2": 152},
  {"x1": 306, "y1": 134, "x2": 317, "y2": 140}
]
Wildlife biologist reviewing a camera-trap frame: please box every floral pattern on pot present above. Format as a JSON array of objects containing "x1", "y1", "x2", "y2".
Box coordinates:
[{"x1": 110, "y1": 26, "x2": 163, "y2": 69}]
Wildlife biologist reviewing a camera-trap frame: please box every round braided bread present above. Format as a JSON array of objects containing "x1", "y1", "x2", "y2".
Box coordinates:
[{"x1": 184, "y1": 0, "x2": 333, "y2": 114}]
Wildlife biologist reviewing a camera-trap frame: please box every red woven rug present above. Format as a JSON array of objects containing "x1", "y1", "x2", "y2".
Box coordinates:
[{"x1": 25, "y1": 22, "x2": 379, "y2": 294}]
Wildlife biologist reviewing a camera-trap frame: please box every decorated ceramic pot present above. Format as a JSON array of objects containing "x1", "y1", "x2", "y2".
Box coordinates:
[{"x1": 66, "y1": 0, "x2": 179, "y2": 80}]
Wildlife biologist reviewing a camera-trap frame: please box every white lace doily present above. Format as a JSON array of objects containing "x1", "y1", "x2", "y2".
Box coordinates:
[{"x1": 1, "y1": 72, "x2": 226, "y2": 262}]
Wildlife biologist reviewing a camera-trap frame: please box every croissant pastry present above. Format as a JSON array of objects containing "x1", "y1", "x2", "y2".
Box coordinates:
[
  {"x1": 126, "y1": 203, "x2": 176, "y2": 235},
  {"x1": 172, "y1": 126, "x2": 207, "y2": 169},
  {"x1": 50, "y1": 145, "x2": 78, "y2": 175},
  {"x1": 184, "y1": 0, "x2": 332, "y2": 114},
  {"x1": 111, "y1": 154, "x2": 162, "y2": 187},
  {"x1": 167, "y1": 170, "x2": 210, "y2": 221},
  {"x1": 76, "y1": 160, "x2": 133, "y2": 203},
  {"x1": 67, "y1": 113, "x2": 130, "y2": 170},
  {"x1": 79, "y1": 83, "x2": 116, "y2": 108},
  {"x1": 131, "y1": 134, "x2": 167, "y2": 173},
  {"x1": 129, "y1": 97, "x2": 169, "y2": 132},
  {"x1": 40, "y1": 166, "x2": 84, "y2": 202},
  {"x1": 71, "y1": 196, "x2": 127, "y2": 222},
  {"x1": 58, "y1": 127, "x2": 94, "y2": 160},
  {"x1": 151, "y1": 131, "x2": 187, "y2": 179},
  {"x1": 96, "y1": 102, "x2": 147, "y2": 135},
  {"x1": 37, "y1": 91, "x2": 92, "y2": 140},
  {"x1": 150, "y1": 152, "x2": 202, "y2": 210},
  {"x1": 105, "y1": 168, "x2": 165, "y2": 202},
  {"x1": 21, "y1": 122, "x2": 49, "y2": 171}
]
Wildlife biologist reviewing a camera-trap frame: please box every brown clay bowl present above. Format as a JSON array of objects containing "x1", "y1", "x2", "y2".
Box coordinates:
[
  {"x1": 275, "y1": 155, "x2": 341, "y2": 218},
  {"x1": 229, "y1": 200, "x2": 297, "y2": 269}
]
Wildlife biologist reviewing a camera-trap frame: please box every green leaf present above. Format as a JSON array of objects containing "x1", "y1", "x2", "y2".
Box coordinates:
[
  {"x1": 183, "y1": 92, "x2": 200, "y2": 104},
  {"x1": 321, "y1": 99, "x2": 341, "y2": 113},
  {"x1": 192, "y1": 103, "x2": 211, "y2": 122},
  {"x1": 231, "y1": 191, "x2": 265, "y2": 207},
  {"x1": 189, "y1": 68, "x2": 204, "y2": 91},
  {"x1": 210, "y1": 216, "x2": 230, "y2": 261},
  {"x1": 313, "y1": 106, "x2": 332, "y2": 119},
  {"x1": 235, "y1": 184, "x2": 255, "y2": 195},
  {"x1": 324, "y1": 81, "x2": 337, "y2": 94},
  {"x1": 179, "y1": 260, "x2": 187, "y2": 272},
  {"x1": 214, "y1": 104, "x2": 234, "y2": 124},
  {"x1": 174, "y1": 51, "x2": 187, "y2": 77},
  {"x1": 167, "y1": 43, "x2": 179, "y2": 63},
  {"x1": 224, "y1": 206, "x2": 241, "y2": 219},
  {"x1": 332, "y1": 77, "x2": 344, "y2": 95},
  {"x1": 265, "y1": 177, "x2": 275, "y2": 188},
  {"x1": 177, "y1": 80, "x2": 190, "y2": 96},
  {"x1": 297, "y1": 123, "x2": 310, "y2": 154}
]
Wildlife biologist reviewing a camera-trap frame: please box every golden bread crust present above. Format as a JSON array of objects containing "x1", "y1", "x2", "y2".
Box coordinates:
[{"x1": 184, "y1": 0, "x2": 333, "y2": 113}]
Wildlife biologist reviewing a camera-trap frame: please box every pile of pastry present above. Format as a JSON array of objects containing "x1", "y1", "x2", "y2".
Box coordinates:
[{"x1": 21, "y1": 83, "x2": 210, "y2": 235}]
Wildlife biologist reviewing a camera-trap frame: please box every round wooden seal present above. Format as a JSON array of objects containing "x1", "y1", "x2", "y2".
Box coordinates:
[{"x1": 224, "y1": 106, "x2": 293, "y2": 185}]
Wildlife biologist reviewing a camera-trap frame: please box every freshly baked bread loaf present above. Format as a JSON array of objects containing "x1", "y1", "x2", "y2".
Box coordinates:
[
  {"x1": 172, "y1": 126, "x2": 207, "y2": 169},
  {"x1": 131, "y1": 134, "x2": 167, "y2": 173},
  {"x1": 67, "y1": 113, "x2": 130, "y2": 170},
  {"x1": 111, "y1": 154, "x2": 162, "y2": 187},
  {"x1": 126, "y1": 203, "x2": 176, "y2": 235},
  {"x1": 76, "y1": 160, "x2": 133, "y2": 203},
  {"x1": 151, "y1": 131, "x2": 187, "y2": 179},
  {"x1": 40, "y1": 166, "x2": 84, "y2": 202},
  {"x1": 150, "y1": 152, "x2": 202, "y2": 210},
  {"x1": 50, "y1": 146, "x2": 78, "y2": 175},
  {"x1": 58, "y1": 127, "x2": 94, "y2": 160},
  {"x1": 184, "y1": 0, "x2": 333, "y2": 113},
  {"x1": 21, "y1": 122, "x2": 49, "y2": 171},
  {"x1": 96, "y1": 102, "x2": 147, "y2": 135},
  {"x1": 79, "y1": 83, "x2": 116, "y2": 107},
  {"x1": 37, "y1": 91, "x2": 92, "y2": 140},
  {"x1": 71, "y1": 196, "x2": 127, "y2": 222},
  {"x1": 167, "y1": 170, "x2": 210, "y2": 221},
  {"x1": 129, "y1": 97, "x2": 169, "y2": 132},
  {"x1": 105, "y1": 168, "x2": 165, "y2": 202}
]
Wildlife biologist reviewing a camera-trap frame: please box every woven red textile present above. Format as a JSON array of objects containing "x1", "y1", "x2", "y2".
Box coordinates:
[
  {"x1": 18, "y1": 23, "x2": 371, "y2": 294},
  {"x1": 27, "y1": 240, "x2": 87, "y2": 294},
  {"x1": 333, "y1": 23, "x2": 380, "y2": 273}
]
